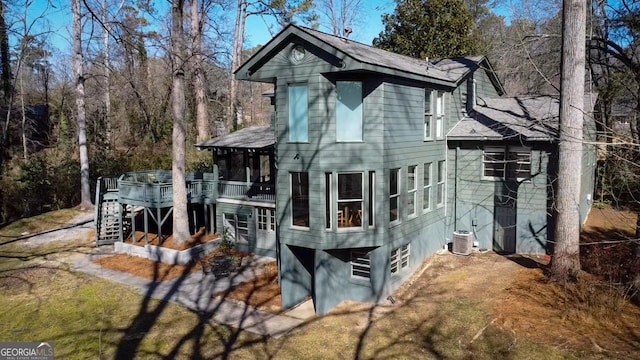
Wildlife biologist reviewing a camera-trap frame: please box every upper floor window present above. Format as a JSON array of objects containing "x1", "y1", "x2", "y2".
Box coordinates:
[
  {"x1": 424, "y1": 89, "x2": 433, "y2": 140},
  {"x1": 336, "y1": 81, "x2": 363, "y2": 142},
  {"x1": 288, "y1": 84, "x2": 308, "y2": 142},
  {"x1": 390, "y1": 168, "x2": 400, "y2": 224},
  {"x1": 407, "y1": 165, "x2": 417, "y2": 217},
  {"x1": 423, "y1": 162, "x2": 432, "y2": 212},
  {"x1": 435, "y1": 91, "x2": 445, "y2": 139},
  {"x1": 425, "y1": 90, "x2": 445, "y2": 140}
]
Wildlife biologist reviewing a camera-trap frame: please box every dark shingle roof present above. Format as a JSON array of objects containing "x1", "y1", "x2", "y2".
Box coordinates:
[
  {"x1": 448, "y1": 94, "x2": 597, "y2": 141},
  {"x1": 196, "y1": 126, "x2": 275, "y2": 149},
  {"x1": 298, "y1": 26, "x2": 484, "y2": 83}
]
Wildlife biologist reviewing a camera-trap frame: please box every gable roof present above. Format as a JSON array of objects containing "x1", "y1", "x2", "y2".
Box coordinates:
[
  {"x1": 196, "y1": 126, "x2": 275, "y2": 149},
  {"x1": 236, "y1": 24, "x2": 504, "y2": 93},
  {"x1": 448, "y1": 94, "x2": 597, "y2": 141}
]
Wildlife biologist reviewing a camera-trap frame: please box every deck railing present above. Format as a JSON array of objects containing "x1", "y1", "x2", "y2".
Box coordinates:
[
  {"x1": 114, "y1": 170, "x2": 275, "y2": 205},
  {"x1": 218, "y1": 180, "x2": 275, "y2": 201}
]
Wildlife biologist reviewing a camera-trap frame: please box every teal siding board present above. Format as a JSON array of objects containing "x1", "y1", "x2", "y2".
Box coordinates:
[{"x1": 449, "y1": 141, "x2": 554, "y2": 254}]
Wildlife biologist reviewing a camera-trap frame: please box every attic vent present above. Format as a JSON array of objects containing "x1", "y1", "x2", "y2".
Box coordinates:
[{"x1": 452, "y1": 230, "x2": 474, "y2": 256}]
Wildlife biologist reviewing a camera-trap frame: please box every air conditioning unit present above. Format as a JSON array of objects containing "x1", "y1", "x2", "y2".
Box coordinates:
[{"x1": 452, "y1": 231, "x2": 474, "y2": 256}]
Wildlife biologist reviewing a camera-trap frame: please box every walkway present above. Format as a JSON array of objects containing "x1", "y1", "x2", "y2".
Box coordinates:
[{"x1": 18, "y1": 211, "x2": 315, "y2": 338}]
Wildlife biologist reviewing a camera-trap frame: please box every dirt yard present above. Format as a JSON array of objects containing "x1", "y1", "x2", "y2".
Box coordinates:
[{"x1": 85, "y1": 206, "x2": 640, "y2": 358}]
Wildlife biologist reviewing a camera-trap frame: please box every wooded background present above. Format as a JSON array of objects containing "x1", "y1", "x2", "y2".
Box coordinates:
[{"x1": 0, "y1": 0, "x2": 637, "y2": 234}]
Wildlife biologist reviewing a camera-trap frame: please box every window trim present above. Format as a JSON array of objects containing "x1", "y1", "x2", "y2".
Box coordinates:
[
  {"x1": 407, "y1": 165, "x2": 417, "y2": 218},
  {"x1": 482, "y1": 146, "x2": 532, "y2": 181},
  {"x1": 337, "y1": 172, "x2": 364, "y2": 230},
  {"x1": 436, "y1": 160, "x2": 446, "y2": 208},
  {"x1": 435, "y1": 91, "x2": 445, "y2": 140},
  {"x1": 350, "y1": 250, "x2": 371, "y2": 280},
  {"x1": 423, "y1": 162, "x2": 432, "y2": 213},
  {"x1": 424, "y1": 89, "x2": 433, "y2": 141},
  {"x1": 368, "y1": 171, "x2": 376, "y2": 228},
  {"x1": 288, "y1": 83, "x2": 309, "y2": 143},
  {"x1": 336, "y1": 81, "x2": 364, "y2": 142},
  {"x1": 290, "y1": 172, "x2": 310, "y2": 230},
  {"x1": 389, "y1": 168, "x2": 401, "y2": 225},
  {"x1": 390, "y1": 244, "x2": 410, "y2": 276}
]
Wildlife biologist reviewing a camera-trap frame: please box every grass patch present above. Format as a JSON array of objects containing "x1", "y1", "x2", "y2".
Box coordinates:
[{"x1": 0, "y1": 208, "x2": 84, "y2": 240}]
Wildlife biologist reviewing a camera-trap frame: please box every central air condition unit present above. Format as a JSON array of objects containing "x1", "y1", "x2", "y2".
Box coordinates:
[{"x1": 452, "y1": 230, "x2": 474, "y2": 256}]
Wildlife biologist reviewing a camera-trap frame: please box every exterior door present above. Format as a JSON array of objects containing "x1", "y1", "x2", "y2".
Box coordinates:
[
  {"x1": 256, "y1": 207, "x2": 276, "y2": 250},
  {"x1": 493, "y1": 204, "x2": 516, "y2": 253}
]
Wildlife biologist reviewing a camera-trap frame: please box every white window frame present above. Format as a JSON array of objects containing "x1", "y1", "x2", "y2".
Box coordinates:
[
  {"x1": 423, "y1": 162, "x2": 432, "y2": 212},
  {"x1": 337, "y1": 172, "x2": 364, "y2": 230},
  {"x1": 407, "y1": 165, "x2": 417, "y2": 218},
  {"x1": 437, "y1": 160, "x2": 446, "y2": 207},
  {"x1": 350, "y1": 250, "x2": 371, "y2": 280},
  {"x1": 424, "y1": 89, "x2": 433, "y2": 141},
  {"x1": 390, "y1": 244, "x2": 410, "y2": 275},
  {"x1": 482, "y1": 147, "x2": 531, "y2": 181},
  {"x1": 368, "y1": 171, "x2": 376, "y2": 228},
  {"x1": 257, "y1": 208, "x2": 275, "y2": 232},
  {"x1": 389, "y1": 168, "x2": 401, "y2": 225},
  {"x1": 509, "y1": 147, "x2": 532, "y2": 181},
  {"x1": 482, "y1": 146, "x2": 506, "y2": 180},
  {"x1": 435, "y1": 91, "x2": 445, "y2": 139}
]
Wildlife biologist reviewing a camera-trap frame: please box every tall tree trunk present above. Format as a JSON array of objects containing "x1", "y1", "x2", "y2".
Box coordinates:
[
  {"x1": 229, "y1": 0, "x2": 246, "y2": 132},
  {"x1": 550, "y1": 0, "x2": 586, "y2": 280},
  {"x1": 20, "y1": 68, "x2": 26, "y2": 159},
  {"x1": 73, "y1": 0, "x2": 92, "y2": 210},
  {"x1": 0, "y1": 0, "x2": 11, "y2": 172},
  {"x1": 102, "y1": 0, "x2": 112, "y2": 148},
  {"x1": 171, "y1": 0, "x2": 190, "y2": 244},
  {"x1": 191, "y1": 0, "x2": 209, "y2": 142}
]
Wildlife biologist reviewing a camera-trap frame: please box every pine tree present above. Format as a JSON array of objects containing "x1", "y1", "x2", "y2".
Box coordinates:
[{"x1": 373, "y1": 0, "x2": 480, "y2": 58}]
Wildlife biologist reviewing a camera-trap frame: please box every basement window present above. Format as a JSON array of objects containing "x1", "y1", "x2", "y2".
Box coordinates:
[
  {"x1": 390, "y1": 244, "x2": 410, "y2": 275},
  {"x1": 350, "y1": 250, "x2": 371, "y2": 280}
]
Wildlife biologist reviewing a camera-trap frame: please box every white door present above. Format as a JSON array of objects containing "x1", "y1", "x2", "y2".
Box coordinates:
[{"x1": 256, "y1": 207, "x2": 276, "y2": 250}]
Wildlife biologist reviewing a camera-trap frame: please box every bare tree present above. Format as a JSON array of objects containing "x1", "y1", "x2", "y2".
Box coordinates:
[
  {"x1": 316, "y1": 0, "x2": 363, "y2": 37},
  {"x1": 73, "y1": 0, "x2": 92, "y2": 210},
  {"x1": 171, "y1": 0, "x2": 191, "y2": 244},
  {"x1": 550, "y1": 0, "x2": 586, "y2": 280},
  {"x1": 191, "y1": 0, "x2": 209, "y2": 142}
]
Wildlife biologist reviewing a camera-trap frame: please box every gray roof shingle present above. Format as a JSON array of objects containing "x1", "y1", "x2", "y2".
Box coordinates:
[
  {"x1": 196, "y1": 126, "x2": 275, "y2": 149},
  {"x1": 448, "y1": 94, "x2": 597, "y2": 141},
  {"x1": 298, "y1": 26, "x2": 484, "y2": 83}
]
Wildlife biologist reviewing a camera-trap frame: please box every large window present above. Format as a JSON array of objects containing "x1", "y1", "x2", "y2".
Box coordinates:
[
  {"x1": 437, "y1": 160, "x2": 445, "y2": 207},
  {"x1": 288, "y1": 84, "x2": 308, "y2": 142},
  {"x1": 424, "y1": 89, "x2": 433, "y2": 140},
  {"x1": 435, "y1": 91, "x2": 445, "y2": 139},
  {"x1": 407, "y1": 165, "x2": 417, "y2": 217},
  {"x1": 336, "y1": 81, "x2": 363, "y2": 142},
  {"x1": 291, "y1": 172, "x2": 309, "y2": 228},
  {"x1": 390, "y1": 168, "x2": 400, "y2": 224},
  {"x1": 390, "y1": 244, "x2": 410, "y2": 275},
  {"x1": 423, "y1": 162, "x2": 432, "y2": 212},
  {"x1": 483, "y1": 147, "x2": 531, "y2": 180},
  {"x1": 337, "y1": 173, "x2": 363, "y2": 228},
  {"x1": 350, "y1": 250, "x2": 371, "y2": 279}
]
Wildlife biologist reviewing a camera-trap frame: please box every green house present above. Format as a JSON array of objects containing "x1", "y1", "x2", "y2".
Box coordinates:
[{"x1": 218, "y1": 24, "x2": 598, "y2": 315}]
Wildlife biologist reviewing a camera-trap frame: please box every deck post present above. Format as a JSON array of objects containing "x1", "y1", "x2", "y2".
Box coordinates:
[{"x1": 144, "y1": 207, "x2": 149, "y2": 244}]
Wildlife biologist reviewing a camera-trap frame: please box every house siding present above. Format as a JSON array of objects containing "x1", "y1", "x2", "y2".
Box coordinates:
[{"x1": 448, "y1": 141, "x2": 553, "y2": 254}]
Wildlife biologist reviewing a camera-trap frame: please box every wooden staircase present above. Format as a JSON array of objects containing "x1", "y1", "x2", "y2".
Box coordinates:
[{"x1": 94, "y1": 177, "x2": 123, "y2": 246}]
